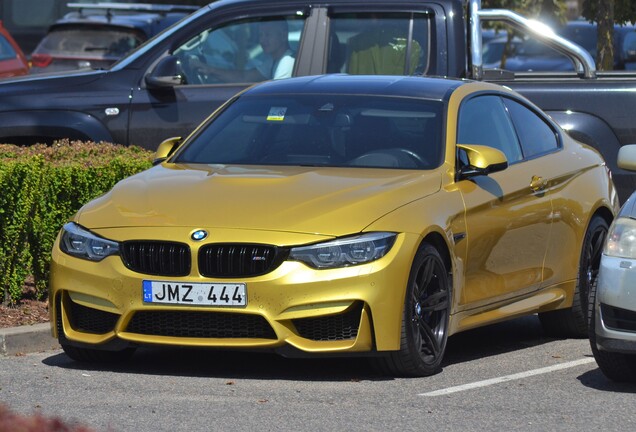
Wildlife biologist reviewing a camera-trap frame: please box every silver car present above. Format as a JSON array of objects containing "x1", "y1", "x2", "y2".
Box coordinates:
[{"x1": 590, "y1": 144, "x2": 636, "y2": 382}]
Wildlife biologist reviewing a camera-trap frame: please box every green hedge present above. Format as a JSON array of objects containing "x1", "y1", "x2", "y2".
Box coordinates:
[{"x1": 0, "y1": 140, "x2": 153, "y2": 305}]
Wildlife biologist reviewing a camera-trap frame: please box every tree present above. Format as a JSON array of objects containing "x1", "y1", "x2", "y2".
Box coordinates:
[{"x1": 582, "y1": 0, "x2": 636, "y2": 70}]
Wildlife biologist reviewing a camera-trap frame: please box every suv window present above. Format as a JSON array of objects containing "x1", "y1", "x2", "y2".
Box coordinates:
[
  {"x1": 174, "y1": 16, "x2": 306, "y2": 85},
  {"x1": 457, "y1": 95, "x2": 523, "y2": 163},
  {"x1": 327, "y1": 12, "x2": 433, "y2": 75},
  {"x1": 502, "y1": 97, "x2": 559, "y2": 158}
]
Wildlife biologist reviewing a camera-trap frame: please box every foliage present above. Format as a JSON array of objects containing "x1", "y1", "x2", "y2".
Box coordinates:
[
  {"x1": 582, "y1": 0, "x2": 636, "y2": 25},
  {"x1": 482, "y1": 0, "x2": 567, "y2": 25},
  {"x1": 581, "y1": 0, "x2": 636, "y2": 70},
  {"x1": 0, "y1": 140, "x2": 153, "y2": 305}
]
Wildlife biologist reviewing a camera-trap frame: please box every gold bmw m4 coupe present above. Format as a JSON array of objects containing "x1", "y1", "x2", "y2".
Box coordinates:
[{"x1": 49, "y1": 75, "x2": 618, "y2": 376}]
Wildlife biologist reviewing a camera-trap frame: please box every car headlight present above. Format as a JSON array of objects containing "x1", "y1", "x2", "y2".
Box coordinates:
[
  {"x1": 289, "y1": 232, "x2": 396, "y2": 269},
  {"x1": 604, "y1": 217, "x2": 636, "y2": 259},
  {"x1": 59, "y1": 222, "x2": 119, "y2": 261}
]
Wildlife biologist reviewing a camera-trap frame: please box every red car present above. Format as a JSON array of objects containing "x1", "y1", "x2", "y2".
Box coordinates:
[{"x1": 0, "y1": 20, "x2": 28, "y2": 78}]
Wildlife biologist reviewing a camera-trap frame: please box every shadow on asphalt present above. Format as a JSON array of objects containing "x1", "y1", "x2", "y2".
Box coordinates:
[
  {"x1": 41, "y1": 314, "x2": 559, "y2": 381},
  {"x1": 577, "y1": 368, "x2": 636, "y2": 393},
  {"x1": 443, "y1": 314, "x2": 552, "y2": 366}
]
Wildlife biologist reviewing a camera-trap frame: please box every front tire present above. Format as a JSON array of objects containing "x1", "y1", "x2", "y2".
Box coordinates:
[
  {"x1": 540, "y1": 215, "x2": 608, "y2": 337},
  {"x1": 375, "y1": 243, "x2": 451, "y2": 377}
]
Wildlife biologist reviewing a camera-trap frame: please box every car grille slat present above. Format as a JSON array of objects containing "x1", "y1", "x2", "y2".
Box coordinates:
[
  {"x1": 126, "y1": 311, "x2": 276, "y2": 339},
  {"x1": 121, "y1": 241, "x2": 190, "y2": 277},
  {"x1": 199, "y1": 244, "x2": 286, "y2": 278}
]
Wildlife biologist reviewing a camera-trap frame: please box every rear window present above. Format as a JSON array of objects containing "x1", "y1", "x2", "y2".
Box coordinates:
[
  {"x1": 175, "y1": 94, "x2": 443, "y2": 170},
  {"x1": 33, "y1": 27, "x2": 144, "y2": 58}
]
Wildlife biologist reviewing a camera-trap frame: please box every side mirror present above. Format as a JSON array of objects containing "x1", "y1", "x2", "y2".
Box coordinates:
[
  {"x1": 145, "y1": 56, "x2": 185, "y2": 88},
  {"x1": 153, "y1": 136, "x2": 182, "y2": 165},
  {"x1": 618, "y1": 144, "x2": 636, "y2": 171},
  {"x1": 456, "y1": 144, "x2": 508, "y2": 180}
]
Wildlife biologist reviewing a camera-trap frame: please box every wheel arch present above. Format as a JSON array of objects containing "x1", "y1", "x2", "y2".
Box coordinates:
[
  {"x1": 420, "y1": 231, "x2": 452, "y2": 275},
  {"x1": 0, "y1": 111, "x2": 114, "y2": 145}
]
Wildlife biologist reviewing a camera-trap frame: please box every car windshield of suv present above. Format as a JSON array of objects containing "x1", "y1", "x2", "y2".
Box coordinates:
[
  {"x1": 34, "y1": 26, "x2": 144, "y2": 59},
  {"x1": 174, "y1": 94, "x2": 443, "y2": 170}
]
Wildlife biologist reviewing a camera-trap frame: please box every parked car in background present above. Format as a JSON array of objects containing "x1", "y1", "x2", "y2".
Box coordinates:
[
  {"x1": 499, "y1": 20, "x2": 636, "y2": 72},
  {"x1": 30, "y1": 2, "x2": 199, "y2": 73},
  {"x1": 49, "y1": 74, "x2": 618, "y2": 376},
  {"x1": 0, "y1": 20, "x2": 28, "y2": 78},
  {"x1": 589, "y1": 144, "x2": 636, "y2": 383}
]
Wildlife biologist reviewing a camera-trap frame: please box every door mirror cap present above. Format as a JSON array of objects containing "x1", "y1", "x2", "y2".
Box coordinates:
[
  {"x1": 618, "y1": 144, "x2": 636, "y2": 171},
  {"x1": 146, "y1": 56, "x2": 185, "y2": 88},
  {"x1": 153, "y1": 136, "x2": 182, "y2": 165},
  {"x1": 457, "y1": 144, "x2": 508, "y2": 179}
]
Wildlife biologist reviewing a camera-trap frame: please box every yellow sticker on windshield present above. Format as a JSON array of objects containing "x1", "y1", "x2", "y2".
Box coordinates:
[{"x1": 267, "y1": 107, "x2": 287, "y2": 121}]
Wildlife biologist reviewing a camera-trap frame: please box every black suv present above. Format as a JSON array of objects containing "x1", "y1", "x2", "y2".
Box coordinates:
[
  {"x1": 30, "y1": 3, "x2": 199, "y2": 74},
  {"x1": 0, "y1": 0, "x2": 444, "y2": 149}
]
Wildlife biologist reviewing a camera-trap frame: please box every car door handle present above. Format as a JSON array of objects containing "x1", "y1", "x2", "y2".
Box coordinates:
[{"x1": 530, "y1": 175, "x2": 548, "y2": 192}]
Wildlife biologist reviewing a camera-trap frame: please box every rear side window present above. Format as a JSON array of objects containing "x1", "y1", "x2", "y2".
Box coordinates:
[
  {"x1": 327, "y1": 12, "x2": 433, "y2": 75},
  {"x1": 502, "y1": 98, "x2": 559, "y2": 158}
]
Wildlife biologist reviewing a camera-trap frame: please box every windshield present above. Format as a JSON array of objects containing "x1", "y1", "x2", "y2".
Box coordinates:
[{"x1": 174, "y1": 94, "x2": 443, "y2": 170}]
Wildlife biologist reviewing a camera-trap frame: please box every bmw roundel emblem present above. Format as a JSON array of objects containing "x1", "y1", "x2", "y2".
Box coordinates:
[{"x1": 191, "y1": 230, "x2": 208, "y2": 241}]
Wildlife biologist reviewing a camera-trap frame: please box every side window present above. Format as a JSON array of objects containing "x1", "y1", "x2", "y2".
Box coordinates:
[
  {"x1": 173, "y1": 15, "x2": 305, "y2": 85},
  {"x1": 457, "y1": 95, "x2": 523, "y2": 163},
  {"x1": 327, "y1": 12, "x2": 432, "y2": 75},
  {"x1": 502, "y1": 98, "x2": 559, "y2": 158}
]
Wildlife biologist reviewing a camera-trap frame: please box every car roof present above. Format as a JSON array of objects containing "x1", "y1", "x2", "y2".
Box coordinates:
[{"x1": 242, "y1": 75, "x2": 467, "y2": 101}]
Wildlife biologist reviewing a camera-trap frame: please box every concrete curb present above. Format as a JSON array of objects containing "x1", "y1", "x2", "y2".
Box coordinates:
[{"x1": 0, "y1": 323, "x2": 60, "y2": 356}]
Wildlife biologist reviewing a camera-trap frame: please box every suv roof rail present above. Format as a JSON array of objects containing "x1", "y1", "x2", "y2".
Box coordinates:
[{"x1": 66, "y1": 2, "x2": 200, "y2": 16}]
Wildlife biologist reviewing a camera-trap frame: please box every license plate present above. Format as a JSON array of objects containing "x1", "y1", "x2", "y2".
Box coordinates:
[{"x1": 142, "y1": 281, "x2": 247, "y2": 307}]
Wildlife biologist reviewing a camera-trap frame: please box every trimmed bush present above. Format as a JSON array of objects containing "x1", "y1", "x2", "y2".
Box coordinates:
[{"x1": 0, "y1": 140, "x2": 153, "y2": 305}]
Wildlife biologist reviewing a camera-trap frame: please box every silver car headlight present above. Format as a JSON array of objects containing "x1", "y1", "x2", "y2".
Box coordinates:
[
  {"x1": 289, "y1": 232, "x2": 396, "y2": 269},
  {"x1": 59, "y1": 222, "x2": 119, "y2": 261},
  {"x1": 604, "y1": 217, "x2": 636, "y2": 259}
]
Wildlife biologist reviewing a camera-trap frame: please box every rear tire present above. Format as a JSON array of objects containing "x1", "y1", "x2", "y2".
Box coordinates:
[
  {"x1": 374, "y1": 243, "x2": 451, "y2": 377},
  {"x1": 539, "y1": 215, "x2": 608, "y2": 338}
]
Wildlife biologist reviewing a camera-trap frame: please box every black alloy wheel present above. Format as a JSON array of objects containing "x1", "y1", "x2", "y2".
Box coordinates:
[{"x1": 375, "y1": 243, "x2": 451, "y2": 377}]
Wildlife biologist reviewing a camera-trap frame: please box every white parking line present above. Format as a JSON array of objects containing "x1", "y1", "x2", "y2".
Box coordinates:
[{"x1": 419, "y1": 357, "x2": 596, "y2": 397}]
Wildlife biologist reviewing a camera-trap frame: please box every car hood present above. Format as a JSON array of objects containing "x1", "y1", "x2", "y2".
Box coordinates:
[
  {"x1": 76, "y1": 163, "x2": 442, "y2": 236},
  {"x1": 0, "y1": 69, "x2": 105, "y2": 91}
]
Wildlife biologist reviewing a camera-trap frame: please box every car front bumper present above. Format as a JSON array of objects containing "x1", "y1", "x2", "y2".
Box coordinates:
[
  {"x1": 49, "y1": 227, "x2": 421, "y2": 355},
  {"x1": 594, "y1": 255, "x2": 636, "y2": 354}
]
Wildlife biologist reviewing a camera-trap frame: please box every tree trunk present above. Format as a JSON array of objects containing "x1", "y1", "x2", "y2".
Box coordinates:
[{"x1": 596, "y1": 0, "x2": 615, "y2": 70}]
